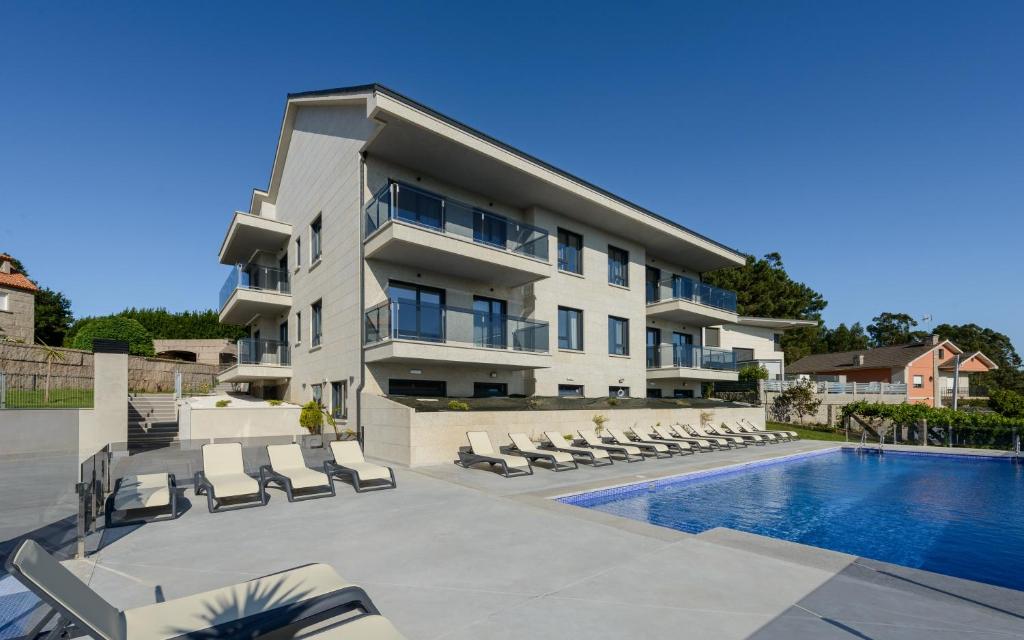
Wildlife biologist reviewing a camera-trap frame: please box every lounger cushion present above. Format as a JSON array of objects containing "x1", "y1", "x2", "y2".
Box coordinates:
[
  {"x1": 112, "y1": 474, "x2": 170, "y2": 511},
  {"x1": 268, "y1": 444, "x2": 330, "y2": 489},
  {"x1": 330, "y1": 440, "x2": 367, "y2": 465},
  {"x1": 206, "y1": 473, "x2": 260, "y2": 498},
  {"x1": 510, "y1": 433, "x2": 573, "y2": 463},
  {"x1": 580, "y1": 430, "x2": 641, "y2": 455},
  {"x1": 122, "y1": 563, "x2": 354, "y2": 640},
  {"x1": 307, "y1": 614, "x2": 406, "y2": 639},
  {"x1": 543, "y1": 432, "x2": 610, "y2": 458},
  {"x1": 494, "y1": 454, "x2": 531, "y2": 469},
  {"x1": 289, "y1": 467, "x2": 332, "y2": 489},
  {"x1": 339, "y1": 461, "x2": 392, "y2": 482},
  {"x1": 466, "y1": 431, "x2": 496, "y2": 455}
]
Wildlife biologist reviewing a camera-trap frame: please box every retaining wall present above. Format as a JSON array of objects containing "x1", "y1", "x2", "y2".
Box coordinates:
[
  {"x1": 179, "y1": 403, "x2": 305, "y2": 441},
  {"x1": 764, "y1": 391, "x2": 906, "y2": 426}
]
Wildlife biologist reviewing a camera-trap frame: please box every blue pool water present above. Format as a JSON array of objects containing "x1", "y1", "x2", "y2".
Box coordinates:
[{"x1": 561, "y1": 449, "x2": 1024, "y2": 591}]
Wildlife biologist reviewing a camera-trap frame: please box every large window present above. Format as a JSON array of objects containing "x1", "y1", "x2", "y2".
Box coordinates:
[
  {"x1": 311, "y1": 383, "x2": 323, "y2": 406},
  {"x1": 609, "y1": 386, "x2": 629, "y2": 398},
  {"x1": 310, "y1": 215, "x2": 322, "y2": 262},
  {"x1": 558, "y1": 307, "x2": 583, "y2": 351},
  {"x1": 474, "y1": 382, "x2": 508, "y2": 398},
  {"x1": 557, "y1": 228, "x2": 583, "y2": 274},
  {"x1": 389, "y1": 379, "x2": 447, "y2": 397},
  {"x1": 646, "y1": 327, "x2": 661, "y2": 367},
  {"x1": 473, "y1": 296, "x2": 506, "y2": 349},
  {"x1": 331, "y1": 380, "x2": 347, "y2": 419},
  {"x1": 645, "y1": 266, "x2": 660, "y2": 302},
  {"x1": 311, "y1": 299, "x2": 322, "y2": 347},
  {"x1": 558, "y1": 384, "x2": 584, "y2": 398},
  {"x1": 473, "y1": 211, "x2": 507, "y2": 249},
  {"x1": 394, "y1": 183, "x2": 443, "y2": 229},
  {"x1": 608, "y1": 316, "x2": 629, "y2": 356},
  {"x1": 390, "y1": 282, "x2": 445, "y2": 342},
  {"x1": 608, "y1": 245, "x2": 629, "y2": 287}
]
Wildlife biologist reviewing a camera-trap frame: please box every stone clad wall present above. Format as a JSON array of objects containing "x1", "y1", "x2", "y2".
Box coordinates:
[
  {"x1": 0, "y1": 287, "x2": 35, "y2": 344},
  {"x1": 0, "y1": 342, "x2": 220, "y2": 392},
  {"x1": 763, "y1": 390, "x2": 906, "y2": 426}
]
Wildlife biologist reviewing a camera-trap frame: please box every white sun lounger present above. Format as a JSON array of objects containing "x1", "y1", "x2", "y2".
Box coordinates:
[
  {"x1": 742, "y1": 417, "x2": 799, "y2": 440},
  {"x1": 729, "y1": 421, "x2": 781, "y2": 442},
  {"x1": 457, "y1": 431, "x2": 533, "y2": 477},
  {"x1": 104, "y1": 473, "x2": 179, "y2": 528},
  {"x1": 578, "y1": 429, "x2": 644, "y2": 462},
  {"x1": 706, "y1": 422, "x2": 767, "y2": 445},
  {"x1": 649, "y1": 424, "x2": 715, "y2": 451},
  {"x1": 193, "y1": 442, "x2": 267, "y2": 512},
  {"x1": 259, "y1": 444, "x2": 337, "y2": 501},
  {"x1": 503, "y1": 433, "x2": 578, "y2": 471},
  {"x1": 5, "y1": 539, "x2": 405, "y2": 640},
  {"x1": 608, "y1": 426, "x2": 684, "y2": 457},
  {"x1": 326, "y1": 440, "x2": 397, "y2": 491},
  {"x1": 681, "y1": 424, "x2": 743, "y2": 447},
  {"x1": 540, "y1": 431, "x2": 614, "y2": 466}
]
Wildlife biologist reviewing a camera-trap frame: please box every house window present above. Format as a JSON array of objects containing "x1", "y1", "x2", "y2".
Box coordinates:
[
  {"x1": 558, "y1": 307, "x2": 583, "y2": 350},
  {"x1": 646, "y1": 388, "x2": 663, "y2": 399},
  {"x1": 705, "y1": 327, "x2": 721, "y2": 348},
  {"x1": 608, "y1": 246, "x2": 629, "y2": 287},
  {"x1": 0, "y1": 292, "x2": 7, "y2": 312},
  {"x1": 673, "y1": 389, "x2": 695, "y2": 398},
  {"x1": 311, "y1": 383, "x2": 323, "y2": 406},
  {"x1": 608, "y1": 316, "x2": 629, "y2": 356},
  {"x1": 913, "y1": 375, "x2": 924, "y2": 388},
  {"x1": 646, "y1": 266, "x2": 661, "y2": 302},
  {"x1": 557, "y1": 228, "x2": 583, "y2": 274},
  {"x1": 331, "y1": 381, "x2": 347, "y2": 419},
  {"x1": 773, "y1": 333, "x2": 783, "y2": 350},
  {"x1": 558, "y1": 384, "x2": 584, "y2": 398},
  {"x1": 296, "y1": 311, "x2": 302, "y2": 343},
  {"x1": 295, "y1": 237, "x2": 302, "y2": 266},
  {"x1": 609, "y1": 386, "x2": 629, "y2": 398},
  {"x1": 938, "y1": 348, "x2": 945, "y2": 360},
  {"x1": 474, "y1": 382, "x2": 508, "y2": 398},
  {"x1": 311, "y1": 299, "x2": 323, "y2": 347},
  {"x1": 389, "y1": 379, "x2": 446, "y2": 397},
  {"x1": 310, "y1": 215, "x2": 322, "y2": 262}
]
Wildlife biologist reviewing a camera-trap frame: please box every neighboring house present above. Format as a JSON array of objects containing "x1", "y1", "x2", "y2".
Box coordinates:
[
  {"x1": 0, "y1": 253, "x2": 37, "y2": 344},
  {"x1": 214, "y1": 83, "x2": 748, "y2": 415},
  {"x1": 787, "y1": 336, "x2": 997, "y2": 407}
]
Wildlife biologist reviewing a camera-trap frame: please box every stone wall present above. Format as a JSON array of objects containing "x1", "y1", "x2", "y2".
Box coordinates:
[
  {"x1": 0, "y1": 342, "x2": 220, "y2": 393},
  {"x1": 763, "y1": 391, "x2": 906, "y2": 426},
  {"x1": 0, "y1": 287, "x2": 35, "y2": 344}
]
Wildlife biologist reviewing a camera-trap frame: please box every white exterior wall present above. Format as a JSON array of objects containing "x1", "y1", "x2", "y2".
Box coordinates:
[{"x1": 717, "y1": 324, "x2": 785, "y2": 378}]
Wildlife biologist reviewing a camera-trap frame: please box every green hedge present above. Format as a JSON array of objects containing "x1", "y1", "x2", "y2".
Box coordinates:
[
  {"x1": 842, "y1": 401, "x2": 1022, "y2": 449},
  {"x1": 69, "y1": 317, "x2": 155, "y2": 356}
]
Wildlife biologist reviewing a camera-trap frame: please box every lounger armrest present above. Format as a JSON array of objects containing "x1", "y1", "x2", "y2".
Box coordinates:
[{"x1": 162, "y1": 585, "x2": 383, "y2": 640}]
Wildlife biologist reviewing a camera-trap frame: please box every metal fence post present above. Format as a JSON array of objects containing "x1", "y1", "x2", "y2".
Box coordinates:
[
  {"x1": 0, "y1": 371, "x2": 5, "y2": 408},
  {"x1": 75, "y1": 482, "x2": 89, "y2": 559}
]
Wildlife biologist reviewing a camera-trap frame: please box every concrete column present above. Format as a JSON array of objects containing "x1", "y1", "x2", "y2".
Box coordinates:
[{"x1": 79, "y1": 340, "x2": 129, "y2": 460}]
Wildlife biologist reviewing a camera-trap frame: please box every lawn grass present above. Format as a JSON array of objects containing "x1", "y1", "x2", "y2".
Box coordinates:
[
  {"x1": 768, "y1": 421, "x2": 848, "y2": 442},
  {"x1": 4, "y1": 388, "x2": 94, "y2": 409}
]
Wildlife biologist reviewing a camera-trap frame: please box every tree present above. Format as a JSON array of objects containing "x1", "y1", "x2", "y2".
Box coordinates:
[
  {"x1": 703, "y1": 253, "x2": 827, "y2": 364},
  {"x1": 989, "y1": 389, "x2": 1024, "y2": 419},
  {"x1": 66, "y1": 307, "x2": 247, "y2": 345},
  {"x1": 69, "y1": 317, "x2": 155, "y2": 356},
  {"x1": 769, "y1": 380, "x2": 822, "y2": 424},
  {"x1": 936, "y1": 323, "x2": 1024, "y2": 393},
  {"x1": 819, "y1": 322, "x2": 870, "y2": 353},
  {"x1": 34, "y1": 287, "x2": 74, "y2": 346},
  {"x1": 867, "y1": 312, "x2": 928, "y2": 347},
  {"x1": 738, "y1": 363, "x2": 769, "y2": 382},
  {"x1": 1, "y1": 253, "x2": 29, "y2": 278}
]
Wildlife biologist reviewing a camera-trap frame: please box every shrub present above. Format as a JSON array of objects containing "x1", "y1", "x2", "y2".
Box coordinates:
[
  {"x1": 215, "y1": 399, "x2": 231, "y2": 408},
  {"x1": 592, "y1": 414, "x2": 608, "y2": 434},
  {"x1": 447, "y1": 400, "x2": 470, "y2": 411},
  {"x1": 267, "y1": 399, "x2": 283, "y2": 406},
  {"x1": 769, "y1": 380, "x2": 821, "y2": 423},
  {"x1": 607, "y1": 397, "x2": 619, "y2": 406},
  {"x1": 299, "y1": 401, "x2": 324, "y2": 434},
  {"x1": 69, "y1": 317, "x2": 155, "y2": 356},
  {"x1": 738, "y1": 363, "x2": 769, "y2": 382},
  {"x1": 562, "y1": 433, "x2": 574, "y2": 441},
  {"x1": 989, "y1": 389, "x2": 1024, "y2": 419}
]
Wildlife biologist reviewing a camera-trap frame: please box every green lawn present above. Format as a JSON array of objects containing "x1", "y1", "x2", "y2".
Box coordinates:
[
  {"x1": 3, "y1": 388, "x2": 94, "y2": 409},
  {"x1": 768, "y1": 421, "x2": 847, "y2": 442}
]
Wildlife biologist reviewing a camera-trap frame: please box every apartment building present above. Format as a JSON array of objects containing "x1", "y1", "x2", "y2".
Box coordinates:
[{"x1": 215, "y1": 84, "x2": 746, "y2": 423}]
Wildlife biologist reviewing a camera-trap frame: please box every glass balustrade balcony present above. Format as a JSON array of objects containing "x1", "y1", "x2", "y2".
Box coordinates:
[
  {"x1": 647, "y1": 276, "x2": 737, "y2": 312},
  {"x1": 218, "y1": 264, "x2": 292, "y2": 324},
  {"x1": 646, "y1": 344, "x2": 738, "y2": 372}
]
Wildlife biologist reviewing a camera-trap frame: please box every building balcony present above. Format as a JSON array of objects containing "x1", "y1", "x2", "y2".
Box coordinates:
[
  {"x1": 645, "y1": 276, "x2": 738, "y2": 325},
  {"x1": 363, "y1": 300, "x2": 551, "y2": 370},
  {"x1": 218, "y1": 212, "x2": 292, "y2": 265},
  {"x1": 217, "y1": 338, "x2": 292, "y2": 383},
  {"x1": 218, "y1": 264, "x2": 292, "y2": 326},
  {"x1": 646, "y1": 345, "x2": 739, "y2": 382},
  {"x1": 364, "y1": 182, "x2": 551, "y2": 287}
]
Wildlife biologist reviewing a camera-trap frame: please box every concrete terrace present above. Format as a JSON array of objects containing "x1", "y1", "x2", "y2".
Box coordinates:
[{"x1": 9, "y1": 441, "x2": 1024, "y2": 639}]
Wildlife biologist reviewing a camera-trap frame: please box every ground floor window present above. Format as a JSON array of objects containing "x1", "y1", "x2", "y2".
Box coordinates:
[
  {"x1": 389, "y1": 379, "x2": 447, "y2": 397},
  {"x1": 331, "y1": 380, "x2": 347, "y2": 419},
  {"x1": 912, "y1": 375, "x2": 924, "y2": 388},
  {"x1": 609, "y1": 386, "x2": 629, "y2": 398},
  {"x1": 474, "y1": 382, "x2": 508, "y2": 398},
  {"x1": 646, "y1": 388, "x2": 662, "y2": 398},
  {"x1": 558, "y1": 384, "x2": 584, "y2": 398},
  {"x1": 673, "y1": 389, "x2": 694, "y2": 398},
  {"x1": 311, "y1": 383, "x2": 323, "y2": 405}
]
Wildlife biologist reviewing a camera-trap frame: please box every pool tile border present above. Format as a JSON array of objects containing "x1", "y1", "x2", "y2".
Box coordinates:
[{"x1": 556, "y1": 447, "x2": 841, "y2": 505}]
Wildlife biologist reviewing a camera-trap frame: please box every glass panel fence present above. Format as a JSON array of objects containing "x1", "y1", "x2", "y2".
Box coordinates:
[
  {"x1": 219, "y1": 264, "x2": 290, "y2": 308},
  {"x1": 650, "y1": 276, "x2": 737, "y2": 312},
  {"x1": 237, "y1": 338, "x2": 291, "y2": 366}
]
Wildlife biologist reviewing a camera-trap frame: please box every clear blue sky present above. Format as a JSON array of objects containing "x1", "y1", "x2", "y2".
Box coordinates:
[{"x1": 2, "y1": 1, "x2": 1022, "y2": 348}]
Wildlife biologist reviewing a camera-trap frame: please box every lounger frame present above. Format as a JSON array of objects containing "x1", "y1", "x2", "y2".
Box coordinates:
[
  {"x1": 499, "y1": 444, "x2": 578, "y2": 471},
  {"x1": 456, "y1": 446, "x2": 533, "y2": 477},
  {"x1": 104, "y1": 473, "x2": 180, "y2": 529},
  {"x1": 259, "y1": 464, "x2": 337, "y2": 502},
  {"x1": 324, "y1": 459, "x2": 398, "y2": 492},
  {"x1": 624, "y1": 429, "x2": 695, "y2": 457},
  {"x1": 537, "y1": 440, "x2": 614, "y2": 467},
  {"x1": 192, "y1": 470, "x2": 268, "y2": 513},
  {"x1": 4, "y1": 540, "x2": 385, "y2": 640}
]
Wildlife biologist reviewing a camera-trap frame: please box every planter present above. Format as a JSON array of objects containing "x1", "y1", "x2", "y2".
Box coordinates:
[{"x1": 301, "y1": 433, "x2": 324, "y2": 448}]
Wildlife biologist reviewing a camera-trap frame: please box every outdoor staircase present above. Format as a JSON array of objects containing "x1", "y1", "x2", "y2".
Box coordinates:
[{"x1": 128, "y1": 394, "x2": 179, "y2": 451}]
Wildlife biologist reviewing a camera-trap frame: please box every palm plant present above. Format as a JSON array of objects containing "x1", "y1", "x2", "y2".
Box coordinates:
[{"x1": 37, "y1": 340, "x2": 65, "y2": 405}]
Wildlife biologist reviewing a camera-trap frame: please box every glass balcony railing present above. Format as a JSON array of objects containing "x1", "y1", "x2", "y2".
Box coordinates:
[
  {"x1": 646, "y1": 344, "x2": 738, "y2": 371},
  {"x1": 364, "y1": 182, "x2": 550, "y2": 261},
  {"x1": 236, "y1": 338, "x2": 291, "y2": 366},
  {"x1": 219, "y1": 264, "x2": 291, "y2": 309},
  {"x1": 646, "y1": 276, "x2": 737, "y2": 313},
  {"x1": 364, "y1": 300, "x2": 549, "y2": 353}
]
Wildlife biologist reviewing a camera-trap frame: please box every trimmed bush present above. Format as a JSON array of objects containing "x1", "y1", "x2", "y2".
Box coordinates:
[
  {"x1": 299, "y1": 401, "x2": 324, "y2": 433},
  {"x1": 69, "y1": 317, "x2": 155, "y2": 356},
  {"x1": 447, "y1": 400, "x2": 470, "y2": 411},
  {"x1": 215, "y1": 399, "x2": 231, "y2": 408}
]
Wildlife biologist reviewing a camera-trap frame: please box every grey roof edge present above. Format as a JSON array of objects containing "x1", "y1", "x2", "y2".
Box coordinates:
[{"x1": 284, "y1": 83, "x2": 748, "y2": 265}]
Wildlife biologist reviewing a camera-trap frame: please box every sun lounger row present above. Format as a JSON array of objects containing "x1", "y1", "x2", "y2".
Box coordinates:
[
  {"x1": 6, "y1": 539, "x2": 406, "y2": 639},
  {"x1": 456, "y1": 420, "x2": 798, "y2": 476}
]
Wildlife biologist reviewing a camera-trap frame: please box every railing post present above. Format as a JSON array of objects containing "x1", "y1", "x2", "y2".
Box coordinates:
[
  {"x1": 0, "y1": 371, "x2": 5, "y2": 409},
  {"x1": 75, "y1": 481, "x2": 89, "y2": 559}
]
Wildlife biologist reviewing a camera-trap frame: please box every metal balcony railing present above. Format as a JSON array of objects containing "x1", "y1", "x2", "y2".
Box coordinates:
[
  {"x1": 236, "y1": 338, "x2": 291, "y2": 367},
  {"x1": 364, "y1": 300, "x2": 549, "y2": 353},
  {"x1": 646, "y1": 276, "x2": 737, "y2": 313},
  {"x1": 364, "y1": 181, "x2": 550, "y2": 261},
  {"x1": 219, "y1": 264, "x2": 291, "y2": 309},
  {"x1": 646, "y1": 344, "x2": 738, "y2": 371}
]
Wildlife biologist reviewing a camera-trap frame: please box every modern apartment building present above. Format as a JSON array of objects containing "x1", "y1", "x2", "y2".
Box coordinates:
[{"x1": 215, "y1": 84, "x2": 747, "y2": 423}]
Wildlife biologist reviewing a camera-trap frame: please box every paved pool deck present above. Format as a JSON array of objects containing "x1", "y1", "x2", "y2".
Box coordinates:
[{"x1": 6, "y1": 440, "x2": 1024, "y2": 639}]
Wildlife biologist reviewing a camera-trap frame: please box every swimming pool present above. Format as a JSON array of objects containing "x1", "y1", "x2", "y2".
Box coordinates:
[{"x1": 560, "y1": 448, "x2": 1024, "y2": 591}]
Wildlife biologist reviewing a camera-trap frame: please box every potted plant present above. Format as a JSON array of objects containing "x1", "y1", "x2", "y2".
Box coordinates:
[
  {"x1": 299, "y1": 401, "x2": 327, "y2": 448},
  {"x1": 592, "y1": 414, "x2": 608, "y2": 435}
]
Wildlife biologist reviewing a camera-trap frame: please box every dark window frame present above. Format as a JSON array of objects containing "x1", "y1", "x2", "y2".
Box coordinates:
[
  {"x1": 558, "y1": 384, "x2": 585, "y2": 398},
  {"x1": 608, "y1": 316, "x2": 630, "y2": 356},
  {"x1": 311, "y1": 299, "x2": 323, "y2": 347},
  {"x1": 608, "y1": 245, "x2": 629, "y2": 287},
  {"x1": 388, "y1": 378, "x2": 448, "y2": 397},
  {"x1": 557, "y1": 228, "x2": 583, "y2": 275},
  {"x1": 557, "y1": 306, "x2": 584, "y2": 351},
  {"x1": 310, "y1": 214, "x2": 322, "y2": 263},
  {"x1": 473, "y1": 382, "x2": 508, "y2": 398}
]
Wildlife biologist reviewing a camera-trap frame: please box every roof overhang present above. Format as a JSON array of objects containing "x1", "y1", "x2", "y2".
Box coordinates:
[
  {"x1": 734, "y1": 317, "x2": 819, "y2": 330},
  {"x1": 253, "y1": 84, "x2": 746, "y2": 273},
  {"x1": 939, "y1": 351, "x2": 998, "y2": 371}
]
